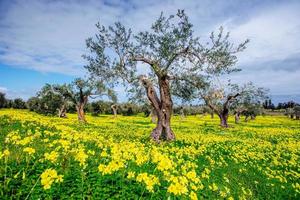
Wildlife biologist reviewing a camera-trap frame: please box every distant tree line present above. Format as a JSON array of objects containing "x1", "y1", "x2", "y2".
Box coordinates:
[
  {"x1": 262, "y1": 99, "x2": 300, "y2": 119},
  {"x1": 0, "y1": 92, "x2": 27, "y2": 109},
  {"x1": 1, "y1": 88, "x2": 267, "y2": 119},
  {"x1": 263, "y1": 99, "x2": 299, "y2": 110},
  {"x1": 0, "y1": 91, "x2": 220, "y2": 117}
]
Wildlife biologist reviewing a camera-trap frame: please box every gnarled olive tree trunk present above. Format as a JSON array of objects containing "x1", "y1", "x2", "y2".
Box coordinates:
[
  {"x1": 58, "y1": 104, "x2": 67, "y2": 118},
  {"x1": 218, "y1": 108, "x2": 229, "y2": 128},
  {"x1": 234, "y1": 109, "x2": 245, "y2": 124},
  {"x1": 204, "y1": 93, "x2": 239, "y2": 128},
  {"x1": 235, "y1": 112, "x2": 241, "y2": 124},
  {"x1": 140, "y1": 76, "x2": 175, "y2": 142},
  {"x1": 76, "y1": 96, "x2": 88, "y2": 122},
  {"x1": 76, "y1": 104, "x2": 86, "y2": 122},
  {"x1": 111, "y1": 104, "x2": 117, "y2": 118},
  {"x1": 150, "y1": 107, "x2": 157, "y2": 123}
]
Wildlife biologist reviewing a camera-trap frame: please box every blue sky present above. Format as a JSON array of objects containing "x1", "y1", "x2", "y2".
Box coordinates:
[{"x1": 0, "y1": 0, "x2": 300, "y2": 104}]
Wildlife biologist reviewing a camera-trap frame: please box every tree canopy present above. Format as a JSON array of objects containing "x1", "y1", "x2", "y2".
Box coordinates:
[{"x1": 84, "y1": 10, "x2": 252, "y2": 141}]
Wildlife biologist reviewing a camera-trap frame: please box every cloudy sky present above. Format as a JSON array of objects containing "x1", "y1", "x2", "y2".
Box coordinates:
[{"x1": 0, "y1": 0, "x2": 299, "y2": 104}]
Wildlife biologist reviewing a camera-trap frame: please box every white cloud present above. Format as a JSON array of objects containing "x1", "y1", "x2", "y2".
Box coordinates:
[
  {"x1": 0, "y1": 86, "x2": 8, "y2": 93},
  {"x1": 0, "y1": 0, "x2": 246, "y2": 75},
  {"x1": 0, "y1": 0, "x2": 122, "y2": 75},
  {"x1": 226, "y1": 3, "x2": 300, "y2": 66}
]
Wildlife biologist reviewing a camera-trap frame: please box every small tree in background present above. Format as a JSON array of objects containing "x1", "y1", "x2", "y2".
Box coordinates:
[
  {"x1": 174, "y1": 27, "x2": 249, "y2": 127},
  {"x1": 35, "y1": 84, "x2": 65, "y2": 115},
  {"x1": 27, "y1": 97, "x2": 40, "y2": 112},
  {"x1": 70, "y1": 78, "x2": 116, "y2": 122},
  {"x1": 89, "y1": 100, "x2": 114, "y2": 116},
  {"x1": 243, "y1": 104, "x2": 263, "y2": 121},
  {"x1": 90, "y1": 101, "x2": 102, "y2": 116},
  {"x1": 230, "y1": 82, "x2": 268, "y2": 123},
  {"x1": 294, "y1": 106, "x2": 300, "y2": 120},
  {"x1": 52, "y1": 84, "x2": 73, "y2": 118},
  {"x1": 285, "y1": 107, "x2": 295, "y2": 119},
  {"x1": 12, "y1": 98, "x2": 27, "y2": 109}
]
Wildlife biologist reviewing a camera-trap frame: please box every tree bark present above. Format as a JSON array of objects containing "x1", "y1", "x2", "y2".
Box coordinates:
[
  {"x1": 76, "y1": 103, "x2": 86, "y2": 122},
  {"x1": 210, "y1": 112, "x2": 214, "y2": 119},
  {"x1": 140, "y1": 76, "x2": 175, "y2": 142},
  {"x1": 76, "y1": 95, "x2": 88, "y2": 122},
  {"x1": 180, "y1": 107, "x2": 185, "y2": 120},
  {"x1": 150, "y1": 108, "x2": 157, "y2": 123},
  {"x1": 219, "y1": 112, "x2": 229, "y2": 127},
  {"x1": 235, "y1": 112, "x2": 240, "y2": 124},
  {"x1": 58, "y1": 104, "x2": 67, "y2": 118},
  {"x1": 290, "y1": 114, "x2": 294, "y2": 119},
  {"x1": 245, "y1": 116, "x2": 249, "y2": 122},
  {"x1": 235, "y1": 108, "x2": 245, "y2": 124},
  {"x1": 111, "y1": 104, "x2": 117, "y2": 118},
  {"x1": 203, "y1": 93, "x2": 239, "y2": 128}
]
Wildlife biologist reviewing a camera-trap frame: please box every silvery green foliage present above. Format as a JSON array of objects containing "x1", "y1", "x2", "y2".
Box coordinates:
[
  {"x1": 84, "y1": 10, "x2": 197, "y2": 100},
  {"x1": 170, "y1": 26, "x2": 249, "y2": 106}
]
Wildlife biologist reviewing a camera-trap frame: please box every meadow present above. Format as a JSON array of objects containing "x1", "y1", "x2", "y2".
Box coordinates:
[{"x1": 0, "y1": 109, "x2": 299, "y2": 199}]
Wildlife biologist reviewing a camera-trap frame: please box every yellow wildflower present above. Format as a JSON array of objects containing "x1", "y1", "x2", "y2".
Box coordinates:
[
  {"x1": 40, "y1": 168, "x2": 63, "y2": 190},
  {"x1": 127, "y1": 171, "x2": 135, "y2": 179},
  {"x1": 3, "y1": 149, "x2": 10, "y2": 157},
  {"x1": 136, "y1": 173, "x2": 160, "y2": 192},
  {"x1": 44, "y1": 151, "x2": 59, "y2": 163},
  {"x1": 23, "y1": 147, "x2": 35, "y2": 155},
  {"x1": 190, "y1": 191, "x2": 198, "y2": 200},
  {"x1": 209, "y1": 183, "x2": 218, "y2": 192},
  {"x1": 74, "y1": 148, "x2": 88, "y2": 168},
  {"x1": 167, "y1": 176, "x2": 188, "y2": 196}
]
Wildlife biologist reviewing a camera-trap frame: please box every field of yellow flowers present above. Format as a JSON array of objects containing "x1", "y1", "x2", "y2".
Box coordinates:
[{"x1": 0, "y1": 109, "x2": 299, "y2": 199}]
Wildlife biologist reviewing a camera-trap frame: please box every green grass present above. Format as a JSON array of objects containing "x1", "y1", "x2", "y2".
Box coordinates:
[{"x1": 0, "y1": 109, "x2": 299, "y2": 199}]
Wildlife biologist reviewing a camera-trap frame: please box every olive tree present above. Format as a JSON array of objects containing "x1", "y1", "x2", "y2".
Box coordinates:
[
  {"x1": 200, "y1": 83, "x2": 241, "y2": 127},
  {"x1": 52, "y1": 84, "x2": 74, "y2": 118},
  {"x1": 36, "y1": 84, "x2": 64, "y2": 115},
  {"x1": 70, "y1": 78, "x2": 116, "y2": 122},
  {"x1": 84, "y1": 10, "x2": 198, "y2": 142},
  {"x1": 174, "y1": 27, "x2": 249, "y2": 127},
  {"x1": 27, "y1": 97, "x2": 40, "y2": 112},
  {"x1": 12, "y1": 98, "x2": 27, "y2": 109},
  {"x1": 230, "y1": 82, "x2": 268, "y2": 123},
  {"x1": 294, "y1": 106, "x2": 300, "y2": 120},
  {"x1": 34, "y1": 83, "x2": 72, "y2": 116}
]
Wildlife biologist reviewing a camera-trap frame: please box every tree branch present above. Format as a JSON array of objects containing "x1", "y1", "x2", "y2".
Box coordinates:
[
  {"x1": 132, "y1": 56, "x2": 156, "y2": 66},
  {"x1": 165, "y1": 46, "x2": 189, "y2": 70},
  {"x1": 201, "y1": 93, "x2": 220, "y2": 115},
  {"x1": 224, "y1": 93, "x2": 240, "y2": 109},
  {"x1": 139, "y1": 76, "x2": 161, "y2": 111}
]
